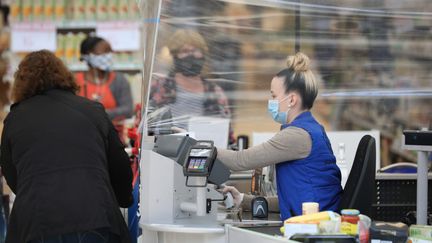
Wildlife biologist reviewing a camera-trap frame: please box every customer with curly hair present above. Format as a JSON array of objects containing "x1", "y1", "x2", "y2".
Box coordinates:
[{"x1": 0, "y1": 50, "x2": 133, "y2": 243}]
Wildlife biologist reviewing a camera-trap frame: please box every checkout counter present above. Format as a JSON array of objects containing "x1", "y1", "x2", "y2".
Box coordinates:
[{"x1": 139, "y1": 135, "x2": 293, "y2": 243}]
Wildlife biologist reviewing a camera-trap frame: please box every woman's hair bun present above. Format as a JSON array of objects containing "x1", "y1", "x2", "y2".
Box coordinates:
[{"x1": 286, "y1": 52, "x2": 310, "y2": 72}]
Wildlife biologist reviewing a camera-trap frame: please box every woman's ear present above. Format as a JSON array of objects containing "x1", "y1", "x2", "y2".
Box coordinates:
[
  {"x1": 290, "y1": 93, "x2": 300, "y2": 108},
  {"x1": 287, "y1": 94, "x2": 295, "y2": 108}
]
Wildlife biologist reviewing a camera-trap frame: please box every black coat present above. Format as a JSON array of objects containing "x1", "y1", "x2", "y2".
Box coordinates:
[{"x1": 0, "y1": 89, "x2": 133, "y2": 243}]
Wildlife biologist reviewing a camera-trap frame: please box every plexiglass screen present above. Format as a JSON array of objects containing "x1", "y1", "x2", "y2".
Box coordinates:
[{"x1": 141, "y1": 0, "x2": 432, "y2": 167}]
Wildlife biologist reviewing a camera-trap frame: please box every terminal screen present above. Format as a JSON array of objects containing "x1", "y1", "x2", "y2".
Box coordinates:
[
  {"x1": 189, "y1": 148, "x2": 211, "y2": 157},
  {"x1": 187, "y1": 158, "x2": 207, "y2": 171}
]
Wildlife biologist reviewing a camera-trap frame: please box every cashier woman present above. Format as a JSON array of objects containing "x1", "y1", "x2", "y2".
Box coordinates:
[{"x1": 217, "y1": 52, "x2": 342, "y2": 220}]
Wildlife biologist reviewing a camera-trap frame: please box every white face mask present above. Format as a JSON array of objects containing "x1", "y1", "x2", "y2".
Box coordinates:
[{"x1": 83, "y1": 53, "x2": 113, "y2": 71}]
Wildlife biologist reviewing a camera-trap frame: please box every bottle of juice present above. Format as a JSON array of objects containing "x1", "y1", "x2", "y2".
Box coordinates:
[
  {"x1": 64, "y1": 32, "x2": 75, "y2": 64},
  {"x1": 108, "y1": 0, "x2": 119, "y2": 20},
  {"x1": 55, "y1": 33, "x2": 66, "y2": 60},
  {"x1": 118, "y1": 0, "x2": 129, "y2": 20},
  {"x1": 97, "y1": 0, "x2": 109, "y2": 21},
  {"x1": 86, "y1": 0, "x2": 97, "y2": 21},
  {"x1": 54, "y1": 0, "x2": 65, "y2": 21},
  {"x1": 33, "y1": 0, "x2": 44, "y2": 21},
  {"x1": 44, "y1": 0, "x2": 54, "y2": 21},
  {"x1": 10, "y1": 0, "x2": 22, "y2": 23},
  {"x1": 22, "y1": 0, "x2": 33, "y2": 22}
]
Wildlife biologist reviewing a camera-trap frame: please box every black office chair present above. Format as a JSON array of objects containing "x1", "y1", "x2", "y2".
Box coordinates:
[{"x1": 339, "y1": 135, "x2": 376, "y2": 217}]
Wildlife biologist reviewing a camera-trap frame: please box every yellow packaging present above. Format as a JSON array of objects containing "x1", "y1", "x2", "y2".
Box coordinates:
[
  {"x1": 75, "y1": 32, "x2": 87, "y2": 61},
  {"x1": 285, "y1": 211, "x2": 335, "y2": 224},
  {"x1": 33, "y1": 0, "x2": 44, "y2": 21},
  {"x1": 72, "y1": 33, "x2": 84, "y2": 63},
  {"x1": 54, "y1": 0, "x2": 65, "y2": 21},
  {"x1": 340, "y1": 222, "x2": 358, "y2": 235},
  {"x1": 22, "y1": 0, "x2": 33, "y2": 21},
  {"x1": 10, "y1": 0, "x2": 22, "y2": 23},
  {"x1": 55, "y1": 33, "x2": 66, "y2": 60},
  {"x1": 64, "y1": 32, "x2": 75, "y2": 64},
  {"x1": 44, "y1": 0, "x2": 54, "y2": 20}
]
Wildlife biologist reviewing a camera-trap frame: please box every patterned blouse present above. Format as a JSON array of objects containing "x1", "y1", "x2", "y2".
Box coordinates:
[
  {"x1": 148, "y1": 75, "x2": 234, "y2": 143},
  {"x1": 149, "y1": 76, "x2": 231, "y2": 118}
]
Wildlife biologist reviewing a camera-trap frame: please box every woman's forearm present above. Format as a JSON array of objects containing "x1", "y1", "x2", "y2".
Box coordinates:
[{"x1": 217, "y1": 127, "x2": 311, "y2": 171}]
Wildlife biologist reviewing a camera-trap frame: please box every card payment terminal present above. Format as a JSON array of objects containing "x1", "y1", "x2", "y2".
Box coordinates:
[{"x1": 183, "y1": 141, "x2": 217, "y2": 187}]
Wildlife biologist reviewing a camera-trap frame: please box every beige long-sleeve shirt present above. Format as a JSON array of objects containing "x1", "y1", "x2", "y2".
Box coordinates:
[
  {"x1": 217, "y1": 127, "x2": 313, "y2": 212},
  {"x1": 217, "y1": 127, "x2": 312, "y2": 171}
]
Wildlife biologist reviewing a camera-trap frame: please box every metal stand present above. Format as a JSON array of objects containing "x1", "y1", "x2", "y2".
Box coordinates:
[
  {"x1": 417, "y1": 151, "x2": 428, "y2": 225},
  {"x1": 402, "y1": 129, "x2": 432, "y2": 225}
]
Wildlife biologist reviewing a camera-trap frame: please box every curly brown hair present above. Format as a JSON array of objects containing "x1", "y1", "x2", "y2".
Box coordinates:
[{"x1": 12, "y1": 50, "x2": 78, "y2": 103}]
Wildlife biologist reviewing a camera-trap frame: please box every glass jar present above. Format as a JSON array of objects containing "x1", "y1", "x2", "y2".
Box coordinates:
[{"x1": 341, "y1": 209, "x2": 360, "y2": 235}]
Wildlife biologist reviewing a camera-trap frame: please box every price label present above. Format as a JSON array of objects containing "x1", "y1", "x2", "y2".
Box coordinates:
[
  {"x1": 96, "y1": 21, "x2": 141, "y2": 51},
  {"x1": 11, "y1": 22, "x2": 56, "y2": 52}
]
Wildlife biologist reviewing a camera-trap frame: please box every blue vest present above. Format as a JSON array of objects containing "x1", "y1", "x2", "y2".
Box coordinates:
[{"x1": 276, "y1": 111, "x2": 342, "y2": 220}]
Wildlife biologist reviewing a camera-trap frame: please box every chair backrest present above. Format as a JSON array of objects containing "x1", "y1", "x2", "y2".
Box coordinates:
[{"x1": 339, "y1": 135, "x2": 376, "y2": 216}]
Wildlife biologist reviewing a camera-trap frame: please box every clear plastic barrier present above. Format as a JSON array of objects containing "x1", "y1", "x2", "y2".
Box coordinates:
[{"x1": 141, "y1": 0, "x2": 432, "y2": 165}]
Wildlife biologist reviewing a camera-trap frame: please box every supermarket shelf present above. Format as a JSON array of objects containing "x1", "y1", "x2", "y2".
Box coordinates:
[
  {"x1": 55, "y1": 20, "x2": 98, "y2": 29},
  {"x1": 11, "y1": 20, "x2": 141, "y2": 30},
  {"x1": 68, "y1": 63, "x2": 143, "y2": 72}
]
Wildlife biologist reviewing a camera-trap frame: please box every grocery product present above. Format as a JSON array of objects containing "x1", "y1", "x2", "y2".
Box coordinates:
[
  {"x1": 285, "y1": 211, "x2": 336, "y2": 224},
  {"x1": 54, "y1": 0, "x2": 65, "y2": 21},
  {"x1": 55, "y1": 33, "x2": 65, "y2": 59},
  {"x1": 86, "y1": 0, "x2": 97, "y2": 20},
  {"x1": 22, "y1": 0, "x2": 32, "y2": 21},
  {"x1": 284, "y1": 223, "x2": 319, "y2": 238},
  {"x1": 370, "y1": 221, "x2": 408, "y2": 243},
  {"x1": 409, "y1": 225, "x2": 432, "y2": 240},
  {"x1": 108, "y1": 0, "x2": 119, "y2": 19},
  {"x1": 44, "y1": 0, "x2": 55, "y2": 21},
  {"x1": 64, "y1": 32, "x2": 75, "y2": 64},
  {"x1": 302, "y1": 202, "x2": 319, "y2": 215},
  {"x1": 97, "y1": 0, "x2": 109, "y2": 20},
  {"x1": 340, "y1": 209, "x2": 360, "y2": 235},
  {"x1": 33, "y1": 0, "x2": 44, "y2": 21},
  {"x1": 10, "y1": 0, "x2": 21, "y2": 22}
]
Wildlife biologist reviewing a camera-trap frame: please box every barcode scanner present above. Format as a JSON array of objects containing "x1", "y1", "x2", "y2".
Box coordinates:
[{"x1": 251, "y1": 196, "x2": 268, "y2": 219}]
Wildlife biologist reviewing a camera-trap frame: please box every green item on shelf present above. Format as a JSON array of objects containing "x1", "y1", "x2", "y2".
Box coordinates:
[{"x1": 409, "y1": 225, "x2": 432, "y2": 240}]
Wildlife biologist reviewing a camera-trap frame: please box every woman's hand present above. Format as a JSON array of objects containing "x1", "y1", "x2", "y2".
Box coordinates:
[{"x1": 221, "y1": 185, "x2": 244, "y2": 208}]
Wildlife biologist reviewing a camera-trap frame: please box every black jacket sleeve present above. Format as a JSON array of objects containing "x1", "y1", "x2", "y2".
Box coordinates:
[
  {"x1": 0, "y1": 118, "x2": 17, "y2": 194},
  {"x1": 106, "y1": 119, "x2": 134, "y2": 208}
]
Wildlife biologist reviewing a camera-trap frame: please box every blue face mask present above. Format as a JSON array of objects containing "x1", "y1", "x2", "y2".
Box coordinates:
[{"x1": 268, "y1": 96, "x2": 291, "y2": 124}]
